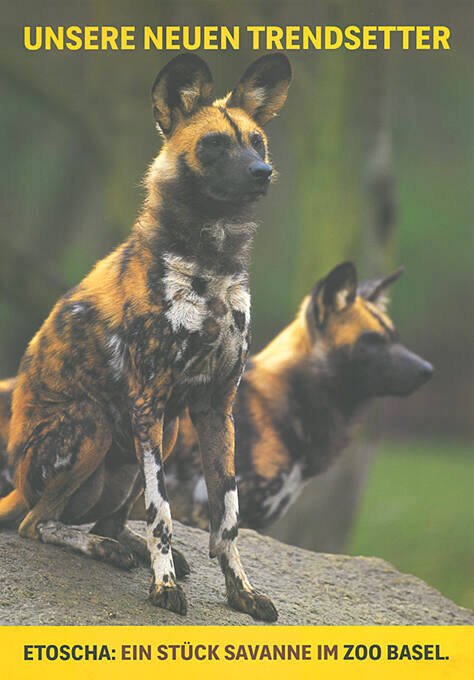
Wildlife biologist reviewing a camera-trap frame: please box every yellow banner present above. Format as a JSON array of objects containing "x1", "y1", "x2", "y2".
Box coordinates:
[{"x1": 0, "y1": 626, "x2": 472, "y2": 679}]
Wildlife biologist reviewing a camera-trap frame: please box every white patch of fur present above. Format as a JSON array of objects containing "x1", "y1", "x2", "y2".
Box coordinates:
[
  {"x1": 163, "y1": 250, "x2": 251, "y2": 385},
  {"x1": 163, "y1": 252, "x2": 250, "y2": 338},
  {"x1": 163, "y1": 253, "x2": 204, "y2": 333},
  {"x1": 39, "y1": 521, "x2": 96, "y2": 553},
  {"x1": 248, "y1": 86, "x2": 267, "y2": 106},
  {"x1": 226, "y1": 542, "x2": 252, "y2": 592},
  {"x1": 202, "y1": 486, "x2": 253, "y2": 592},
  {"x1": 70, "y1": 303, "x2": 86, "y2": 316},
  {"x1": 374, "y1": 293, "x2": 390, "y2": 313},
  {"x1": 107, "y1": 334, "x2": 127, "y2": 380},
  {"x1": 219, "y1": 488, "x2": 239, "y2": 536},
  {"x1": 150, "y1": 148, "x2": 178, "y2": 180},
  {"x1": 143, "y1": 447, "x2": 160, "y2": 481},
  {"x1": 335, "y1": 288, "x2": 350, "y2": 311},
  {"x1": 208, "y1": 487, "x2": 252, "y2": 591},
  {"x1": 193, "y1": 476, "x2": 208, "y2": 504},
  {"x1": 212, "y1": 93, "x2": 231, "y2": 109},
  {"x1": 38, "y1": 521, "x2": 137, "y2": 568},
  {"x1": 228, "y1": 274, "x2": 251, "y2": 316},
  {"x1": 180, "y1": 84, "x2": 201, "y2": 112},
  {"x1": 0, "y1": 467, "x2": 12, "y2": 484},
  {"x1": 142, "y1": 447, "x2": 174, "y2": 582},
  {"x1": 175, "y1": 338, "x2": 188, "y2": 361},
  {"x1": 262, "y1": 464, "x2": 304, "y2": 519},
  {"x1": 217, "y1": 489, "x2": 252, "y2": 591},
  {"x1": 166, "y1": 297, "x2": 204, "y2": 333},
  {"x1": 54, "y1": 451, "x2": 73, "y2": 471}
]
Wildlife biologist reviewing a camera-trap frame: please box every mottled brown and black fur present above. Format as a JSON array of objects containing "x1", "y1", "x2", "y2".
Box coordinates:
[{"x1": 0, "y1": 53, "x2": 291, "y2": 621}]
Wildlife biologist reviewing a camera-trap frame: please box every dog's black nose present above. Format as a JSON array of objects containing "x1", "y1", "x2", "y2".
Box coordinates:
[
  {"x1": 418, "y1": 360, "x2": 434, "y2": 383},
  {"x1": 249, "y1": 161, "x2": 272, "y2": 181}
]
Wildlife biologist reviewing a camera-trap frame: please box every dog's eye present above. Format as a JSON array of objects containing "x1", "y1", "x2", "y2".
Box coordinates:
[
  {"x1": 200, "y1": 133, "x2": 230, "y2": 150},
  {"x1": 361, "y1": 331, "x2": 387, "y2": 346},
  {"x1": 250, "y1": 132, "x2": 266, "y2": 158}
]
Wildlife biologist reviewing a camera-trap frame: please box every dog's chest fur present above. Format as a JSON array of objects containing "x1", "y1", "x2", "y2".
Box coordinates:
[{"x1": 162, "y1": 252, "x2": 250, "y2": 391}]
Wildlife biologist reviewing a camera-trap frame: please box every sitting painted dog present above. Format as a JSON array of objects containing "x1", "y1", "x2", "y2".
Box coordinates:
[{"x1": 0, "y1": 53, "x2": 292, "y2": 621}]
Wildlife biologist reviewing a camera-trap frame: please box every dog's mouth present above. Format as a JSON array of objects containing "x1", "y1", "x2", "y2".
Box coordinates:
[
  {"x1": 240, "y1": 180, "x2": 272, "y2": 201},
  {"x1": 205, "y1": 184, "x2": 269, "y2": 205},
  {"x1": 242, "y1": 187, "x2": 268, "y2": 201}
]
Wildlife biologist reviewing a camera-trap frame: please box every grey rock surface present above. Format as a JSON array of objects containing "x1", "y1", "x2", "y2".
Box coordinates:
[{"x1": 0, "y1": 521, "x2": 472, "y2": 625}]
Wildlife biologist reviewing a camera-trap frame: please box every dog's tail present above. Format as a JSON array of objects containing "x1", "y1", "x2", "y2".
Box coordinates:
[
  {"x1": 0, "y1": 377, "x2": 16, "y2": 499},
  {"x1": 0, "y1": 489, "x2": 27, "y2": 526},
  {"x1": 0, "y1": 377, "x2": 15, "y2": 446}
]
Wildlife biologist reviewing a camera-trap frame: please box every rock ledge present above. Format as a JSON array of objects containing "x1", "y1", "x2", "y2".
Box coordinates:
[{"x1": 0, "y1": 521, "x2": 472, "y2": 625}]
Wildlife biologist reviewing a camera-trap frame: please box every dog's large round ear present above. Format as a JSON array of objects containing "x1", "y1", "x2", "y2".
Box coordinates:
[
  {"x1": 309, "y1": 262, "x2": 358, "y2": 328},
  {"x1": 226, "y1": 53, "x2": 292, "y2": 126},
  {"x1": 358, "y1": 266, "x2": 405, "y2": 310},
  {"x1": 151, "y1": 54, "x2": 214, "y2": 136}
]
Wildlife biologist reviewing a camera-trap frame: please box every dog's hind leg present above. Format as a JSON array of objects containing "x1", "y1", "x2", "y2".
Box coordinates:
[
  {"x1": 37, "y1": 520, "x2": 137, "y2": 569},
  {"x1": 16, "y1": 407, "x2": 138, "y2": 569},
  {"x1": 89, "y1": 467, "x2": 149, "y2": 560},
  {"x1": 17, "y1": 404, "x2": 113, "y2": 541},
  {"x1": 0, "y1": 488, "x2": 28, "y2": 527}
]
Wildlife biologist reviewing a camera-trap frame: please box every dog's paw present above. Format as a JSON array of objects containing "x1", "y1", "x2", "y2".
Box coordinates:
[
  {"x1": 117, "y1": 527, "x2": 150, "y2": 565},
  {"x1": 172, "y1": 547, "x2": 191, "y2": 579},
  {"x1": 149, "y1": 581, "x2": 187, "y2": 616},
  {"x1": 227, "y1": 587, "x2": 278, "y2": 622},
  {"x1": 91, "y1": 538, "x2": 138, "y2": 570}
]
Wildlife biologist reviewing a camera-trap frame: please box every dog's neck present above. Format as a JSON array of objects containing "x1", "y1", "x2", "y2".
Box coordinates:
[
  {"x1": 245, "y1": 344, "x2": 369, "y2": 480},
  {"x1": 290, "y1": 354, "x2": 368, "y2": 475},
  {"x1": 137, "y1": 155, "x2": 257, "y2": 276}
]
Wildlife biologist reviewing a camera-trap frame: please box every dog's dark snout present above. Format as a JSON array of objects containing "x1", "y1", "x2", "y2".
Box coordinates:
[
  {"x1": 386, "y1": 344, "x2": 434, "y2": 396},
  {"x1": 249, "y1": 161, "x2": 272, "y2": 181}
]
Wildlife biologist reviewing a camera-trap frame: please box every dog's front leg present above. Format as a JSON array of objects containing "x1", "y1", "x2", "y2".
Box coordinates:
[
  {"x1": 190, "y1": 404, "x2": 278, "y2": 622},
  {"x1": 131, "y1": 384, "x2": 187, "y2": 616}
]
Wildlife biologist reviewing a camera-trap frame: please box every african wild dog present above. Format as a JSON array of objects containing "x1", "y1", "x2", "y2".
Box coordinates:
[
  {"x1": 143, "y1": 262, "x2": 434, "y2": 529},
  {"x1": 0, "y1": 53, "x2": 292, "y2": 621}
]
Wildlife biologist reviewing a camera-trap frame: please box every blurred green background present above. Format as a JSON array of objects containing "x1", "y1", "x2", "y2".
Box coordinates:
[
  {"x1": 0, "y1": 2, "x2": 472, "y2": 609},
  {"x1": 348, "y1": 440, "x2": 473, "y2": 612}
]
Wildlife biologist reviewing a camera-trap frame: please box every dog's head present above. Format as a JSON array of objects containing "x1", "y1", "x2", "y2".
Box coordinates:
[
  {"x1": 150, "y1": 53, "x2": 291, "y2": 205},
  {"x1": 305, "y1": 262, "x2": 434, "y2": 398}
]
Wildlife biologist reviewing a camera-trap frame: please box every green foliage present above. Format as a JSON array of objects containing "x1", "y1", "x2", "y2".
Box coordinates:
[{"x1": 348, "y1": 440, "x2": 474, "y2": 610}]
